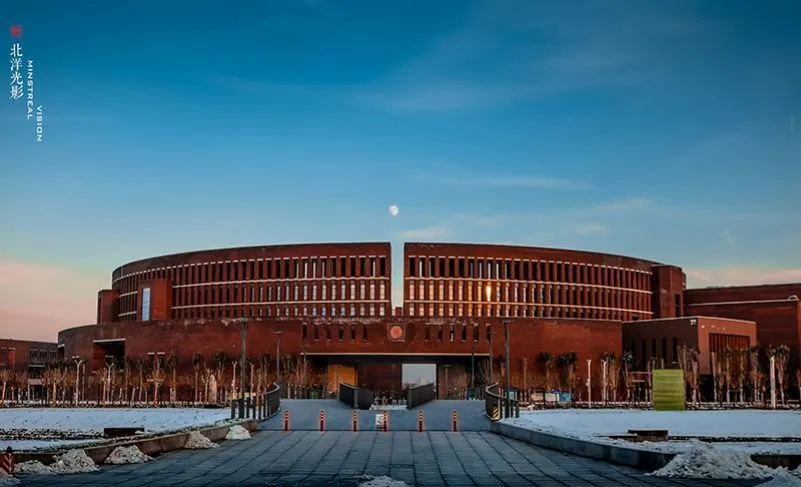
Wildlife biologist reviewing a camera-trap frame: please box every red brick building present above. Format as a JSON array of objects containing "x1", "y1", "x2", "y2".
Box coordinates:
[
  {"x1": 54, "y1": 242, "x2": 800, "y2": 397},
  {"x1": 0, "y1": 339, "x2": 58, "y2": 393}
]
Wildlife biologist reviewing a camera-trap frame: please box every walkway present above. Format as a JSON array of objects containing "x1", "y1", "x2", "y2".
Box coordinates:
[
  {"x1": 261, "y1": 400, "x2": 491, "y2": 431},
  {"x1": 18, "y1": 430, "x2": 763, "y2": 487}
]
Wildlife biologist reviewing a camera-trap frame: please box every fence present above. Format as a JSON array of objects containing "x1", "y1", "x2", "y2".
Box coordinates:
[
  {"x1": 446, "y1": 387, "x2": 486, "y2": 400},
  {"x1": 281, "y1": 383, "x2": 324, "y2": 399},
  {"x1": 406, "y1": 383, "x2": 436, "y2": 409},
  {"x1": 231, "y1": 383, "x2": 281, "y2": 420},
  {"x1": 338, "y1": 383, "x2": 373, "y2": 410},
  {"x1": 484, "y1": 383, "x2": 519, "y2": 421}
]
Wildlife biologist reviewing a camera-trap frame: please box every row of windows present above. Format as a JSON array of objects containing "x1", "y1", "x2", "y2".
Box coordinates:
[
  {"x1": 407, "y1": 256, "x2": 649, "y2": 290},
  {"x1": 299, "y1": 322, "x2": 496, "y2": 343},
  {"x1": 406, "y1": 282, "x2": 651, "y2": 313},
  {"x1": 115, "y1": 255, "x2": 389, "y2": 293},
  {"x1": 147, "y1": 303, "x2": 391, "y2": 321},
  {"x1": 171, "y1": 282, "x2": 387, "y2": 308},
  {"x1": 626, "y1": 332, "x2": 749, "y2": 369},
  {"x1": 407, "y1": 303, "x2": 647, "y2": 321}
]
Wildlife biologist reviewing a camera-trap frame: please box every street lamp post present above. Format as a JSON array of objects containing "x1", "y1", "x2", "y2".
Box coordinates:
[
  {"x1": 275, "y1": 331, "x2": 283, "y2": 384},
  {"x1": 442, "y1": 364, "x2": 450, "y2": 400},
  {"x1": 239, "y1": 318, "x2": 248, "y2": 419},
  {"x1": 302, "y1": 344, "x2": 307, "y2": 388},
  {"x1": 470, "y1": 341, "x2": 475, "y2": 395},
  {"x1": 485, "y1": 284, "x2": 494, "y2": 387},
  {"x1": 503, "y1": 319, "x2": 511, "y2": 417},
  {"x1": 72, "y1": 356, "x2": 84, "y2": 406}
]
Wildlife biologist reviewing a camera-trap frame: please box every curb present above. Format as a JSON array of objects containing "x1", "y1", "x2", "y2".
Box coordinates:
[
  {"x1": 491, "y1": 422, "x2": 676, "y2": 471},
  {"x1": 491, "y1": 422, "x2": 801, "y2": 471},
  {"x1": 14, "y1": 419, "x2": 258, "y2": 466}
]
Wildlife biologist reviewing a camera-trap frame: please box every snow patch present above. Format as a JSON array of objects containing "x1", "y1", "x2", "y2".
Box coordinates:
[
  {"x1": 649, "y1": 441, "x2": 774, "y2": 479},
  {"x1": 756, "y1": 472, "x2": 801, "y2": 486},
  {"x1": 357, "y1": 475, "x2": 409, "y2": 487},
  {"x1": 104, "y1": 446, "x2": 152, "y2": 464},
  {"x1": 14, "y1": 460, "x2": 54, "y2": 475},
  {"x1": 225, "y1": 425, "x2": 251, "y2": 440},
  {"x1": 0, "y1": 475, "x2": 20, "y2": 486},
  {"x1": 50, "y1": 449, "x2": 99, "y2": 474},
  {"x1": 184, "y1": 431, "x2": 218, "y2": 449}
]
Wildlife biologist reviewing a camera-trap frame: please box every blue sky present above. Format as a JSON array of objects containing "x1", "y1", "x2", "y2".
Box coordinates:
[{"x1": 1, "y1": 0, "x2": 800, "y2": 340}]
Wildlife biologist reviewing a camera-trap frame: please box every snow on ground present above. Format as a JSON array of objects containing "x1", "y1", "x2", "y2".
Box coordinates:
[
  {"x1": 0, "y1": 408, "x2": 230, "y2": 433},
  {"x1": 357, "y1": 475, "x2": 408, "y2": 487},
  {"x1": 504, "y1": 409, "x2": 801, "y2": 454},
  {"x1": 756, "y1": 473, "x2": 801, "y2": 486},
  {"x1": 184, "y1": 431, "x2": 219, "y2": 449},
  {"x1": 225, "y1": 425, "x2": 251, "y2": 440},
  {"x1": 104, "y1": 446, "x2": 152, "y2": 464},
  {"x1": 648, "y1": 441, "x2": 775, "y2": 479},
  {"x1": 2, "y1": 439, "x2": 97, "y2": 452},
  {"x1": 0, "y1": 408, "x2": 231, "y2": 452},
  {"x1": 49, "y1": 449, "x2": 98, "y2": 474},
  {"x1": 15, "y1": 461, "x2": 55, "y2": 475}
]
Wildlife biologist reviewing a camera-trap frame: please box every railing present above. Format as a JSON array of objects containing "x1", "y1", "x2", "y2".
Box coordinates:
[
  {"x1": 446, "y1": 387, "x2": 486, "y2": 400},
  {"x1": 231, "y1": 383, "x2": 281, "y2": 420},
  {"x1": 280, "y1": 383, "x2": 323, "y2": 399},
  {"x1": 406, "y1": 383, "x2": 436, "y2": 409},
  {"x1": 338, "y1": 383, "x2": 373, "y2": 410},
  {"x1": 484, "y1": 383, "x2": 519, "y2": 421}
]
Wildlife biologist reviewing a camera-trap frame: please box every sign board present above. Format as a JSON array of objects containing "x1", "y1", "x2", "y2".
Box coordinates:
[
  {"x1": 652, "y1": 369, "x2": 685, "y2": 411},
  {"x1": 375, "y1": 413, "x2": 385, "y2": 427},
  {"x1": 387, "y1": 324, "x2": 405, "y2": 342}
]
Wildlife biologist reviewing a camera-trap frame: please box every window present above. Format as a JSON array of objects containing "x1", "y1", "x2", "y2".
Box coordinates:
[{"x1": 141, "y1": 287, "x2": 151, "y2": 321}]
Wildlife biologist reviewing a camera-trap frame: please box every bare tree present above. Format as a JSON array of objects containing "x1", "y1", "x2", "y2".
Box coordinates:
[
  {"x1": 213, "y1": 351, "x2": 229, "y2": 401},
  {"x1": 712, "y1": 352, "x2": 725, "y2": 404},
  {"x1": 735, "y1": 348, "x2": 748, "y2": 403},
  {"x1": 192, "y1": 353, "x2": 205, "y2": 404},
  {"x1": 0, "y1": 367, "x2": 10, "y2": 404},
  {"x1": 749, "y1": 346, "x2": 761, "y2": 403},
  {"x1": 166, "y1": 353, "x2": 178, "y2": 404},
  {"x1": 557, "y1": 352, "x2": 578, "y2": 396},
  {"x1": 148, "y1": 358, "x2": 165, "y2": 406},
  {"x1": 538, "y1": 352, "x2": 553, "y2": 390},
  {"x1": 722, "y1": 348, "x2": 732, "y2": 404},
  {"x1": 621, "y1": 351, "x2": 634, "y2": 402},
  {"x1": 768, "y1": 345, "x2": 790, "y2": 406}
]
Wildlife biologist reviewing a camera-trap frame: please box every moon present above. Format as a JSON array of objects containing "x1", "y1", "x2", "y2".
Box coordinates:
[{"x1": 388, "y1": 205, "x2": 400, "y2": 217}]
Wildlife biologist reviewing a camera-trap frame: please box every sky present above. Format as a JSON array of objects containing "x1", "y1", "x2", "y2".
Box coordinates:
[{"x1": 1, "y1": 0, "x2": 800, "y2": 342}]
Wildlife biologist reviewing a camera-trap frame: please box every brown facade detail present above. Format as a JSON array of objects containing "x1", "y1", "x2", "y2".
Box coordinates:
[
  {"x1": 684, "y1": 283, "x2": 801, "y2": 306},
  {"x1": 97, "y1": 289, "x2": 120, "y2": 325},
  {"x1": 58, "y1": 317, "x2": 621, "y2": 397},
  {"x1": 622, "y1": 317, "x2": 757, "y2": 375},
  {"x1": 403, "y1": 242, "x2": 662, "y2": 321},
  {"x1": 649, "y1": 265, "x2": 686, "y2": 319},
  {"x1": 686, "y1": 300, "x2": 801, "y2": 373},
  {"x1": 110, "y1": 242, "x2": 392, "y2": 322},
  {"x1": 0, "y1": 339, "x2": 59, "y2": 375}
]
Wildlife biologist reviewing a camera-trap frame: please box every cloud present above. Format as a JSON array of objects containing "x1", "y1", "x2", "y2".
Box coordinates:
[
  {"x1": 351, "y1": 2, "x2": 709, "y2": 113},
  {"x1": 686, "y1": 267, "x2": 801, "y2": 288},
  {"x1": 434, "y1": 174, "x2": 593, "y2": 190},
  {"x1": 570, "y1": 222, "x2": 608, "y2": 235},
  {"x1": 0, "y1": 259, "x2": 107, "y2": 342},
  {"x1": 397, "y1": 225, "x2": 452, "y2": 240}
]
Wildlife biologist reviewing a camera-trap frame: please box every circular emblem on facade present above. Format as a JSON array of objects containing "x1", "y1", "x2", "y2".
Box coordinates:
[{"x1": 390, "y1": 325, "x2": 403, "y2": 339}]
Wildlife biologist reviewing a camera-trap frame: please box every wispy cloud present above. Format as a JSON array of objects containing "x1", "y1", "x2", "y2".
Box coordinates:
[
  {"x1": 0, "y1": 259, "x2": 106, "y2": 342},
  {"x1": 352, "y1": 2, "x2": 712, "y2": 113},
  {"x1": 686, "y1": 267, "x2": 801, "y2": 288},
  {"x1": 396, "y1": 225, "x2": 451, "y2": 240},
  {"x1": 434, "y1": 174, "x2": 593, "y2": 190}
]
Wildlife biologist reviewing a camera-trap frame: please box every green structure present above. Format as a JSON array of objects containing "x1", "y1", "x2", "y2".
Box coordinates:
[{"x1": 652, "y1": 369, "x2": 685, "y2": 411}]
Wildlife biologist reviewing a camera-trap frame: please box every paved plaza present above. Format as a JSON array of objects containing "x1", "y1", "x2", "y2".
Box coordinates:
[
  {"x1": 260, "y1": 399, "x2": 491, "y2": 431},
  {"x1": 18, "y1": 429, "x2": 764, "y2": 487}
]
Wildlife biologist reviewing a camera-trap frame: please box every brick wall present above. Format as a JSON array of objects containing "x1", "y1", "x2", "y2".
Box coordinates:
[{"x1": 685, "y1": 283, "x2": 801, "y2": 305}]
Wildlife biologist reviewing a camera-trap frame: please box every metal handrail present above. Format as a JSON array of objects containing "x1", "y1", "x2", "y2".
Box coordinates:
[{"x1": 484, "y1": 383, "x2": 520, "y2": 421}]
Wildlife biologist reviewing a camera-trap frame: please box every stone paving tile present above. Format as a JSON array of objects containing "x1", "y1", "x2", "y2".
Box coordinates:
[{"x1": 14, "y1": 428, "x2": 773, "y2": 487}]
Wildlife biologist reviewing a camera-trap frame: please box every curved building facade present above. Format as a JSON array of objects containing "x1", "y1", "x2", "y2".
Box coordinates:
[
  {"x1": 60, "y1": 241, "x2": 714, "y2": 397},
  {"x1": 403, "y1": 243, "x2": 678, "y2": 321},
  {"x1": 102, "y1": 242, "x2": 392, "y2": 323}
]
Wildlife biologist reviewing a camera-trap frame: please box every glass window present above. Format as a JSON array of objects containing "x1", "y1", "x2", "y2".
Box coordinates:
[{"x1": 142, "y1": 287, "x2": 151, "y2": 321}]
